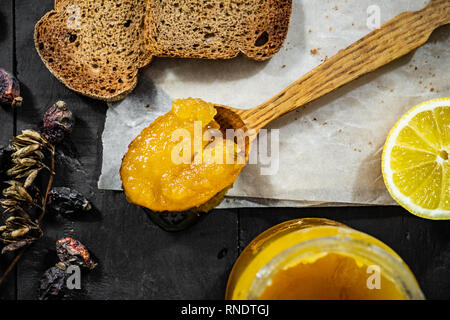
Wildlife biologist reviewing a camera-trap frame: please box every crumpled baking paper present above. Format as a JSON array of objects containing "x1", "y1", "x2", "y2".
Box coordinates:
[{"x1": 98, "y1": 0, "x2": 450, "y2": 208}]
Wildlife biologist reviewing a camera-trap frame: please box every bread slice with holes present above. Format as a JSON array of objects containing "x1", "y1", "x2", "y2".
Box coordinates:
[
  {"x1": 144, "y1": 0, "x2": 292, "y2": 61},
  {"x1": 35, "y1": 0, "x2": 292, "y2": 102},
  {"x1": 35, "y1": 0, "x2": 151, "y2": 101}
]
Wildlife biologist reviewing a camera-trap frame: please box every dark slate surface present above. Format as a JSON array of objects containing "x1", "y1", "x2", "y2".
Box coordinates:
[
  {"x1": 0, "y1": 0, "x2": 16, "y2": 300},
  {"x1": 0, "y1": 0, "x2": 448, "y2": 300}
]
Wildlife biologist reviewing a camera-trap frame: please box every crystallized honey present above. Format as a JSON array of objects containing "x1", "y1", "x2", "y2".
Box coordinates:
[
  {"x1": 120, "y1": 98, "x2": 245, "y2": 212},
  {"x1": 226, "y1": 218, "x2": 424, "y2": 300}
]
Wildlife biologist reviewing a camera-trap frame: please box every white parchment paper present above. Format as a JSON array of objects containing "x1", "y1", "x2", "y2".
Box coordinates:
[{"x1": 98, "y1": 0, "x2": 450, "y2": 208}]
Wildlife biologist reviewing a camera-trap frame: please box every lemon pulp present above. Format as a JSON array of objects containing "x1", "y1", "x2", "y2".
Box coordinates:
[{"x1": 382, "y1": 98, "x2": 450, "y2": 219}]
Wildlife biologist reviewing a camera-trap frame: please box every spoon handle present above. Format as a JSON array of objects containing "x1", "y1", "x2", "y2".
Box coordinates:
[{"x1": 241, "y1": 0, "x2": 449, "y2": 131}]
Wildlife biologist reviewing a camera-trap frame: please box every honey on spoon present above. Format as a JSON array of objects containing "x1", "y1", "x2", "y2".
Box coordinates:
[{"x1": 121, "y1": 0, "x2": 449, "y2": 213}]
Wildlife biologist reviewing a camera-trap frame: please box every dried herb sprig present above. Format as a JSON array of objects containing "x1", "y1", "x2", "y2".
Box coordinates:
[{"x1": 0, "y1": 129, "x2": 55, "y2": 286}]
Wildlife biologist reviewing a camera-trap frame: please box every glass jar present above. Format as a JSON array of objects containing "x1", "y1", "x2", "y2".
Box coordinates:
[{"x1": 226, "y1": 218, "x2": 424, "y2": 300}]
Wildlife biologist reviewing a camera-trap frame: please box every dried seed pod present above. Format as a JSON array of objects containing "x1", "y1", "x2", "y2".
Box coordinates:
[
  {"x1": 56, "y1": 237, "x2": 96, "y2": 269},
  {"x1": 43, "y1": 101, "x2": 74, "y2": 144},
  {"x1": 32, "y1": 150, "x2": 45, "y2": 160},
  {"x1": 3, "y1": 184, "x2": 33, "y2": 203},
  {"x1": 48, "y1": 187, "x2": 91, "y2": 214},
  {"x1": 0, "y1": 199, "x2": 18, "y2": 208},
  {"x1": 0, "y1": 214, "x2": 42, "y2": 250},
  {"x1": 1, "y1": 240, "x2": 29, "y2": 254},
  {"x1": 20, "y1": 130, "x2": 49, "y2": 145},
  {"x1": 38, "y1": 264, "x2": 68, "y2": 300},
  {"x1": 0, "y1": 68, "x2": 22, "y2": 107},
  {"x1": 6, "y1": 165, "x2": 29, "y2": 177},
  {"x1": 11, "y1": 144, "x2": 40, "y2": 159},
  {"x1": 10, "y1": 226, "x2": 30, "y2": 238},
  {"x1": 23, "y1": 169, "x2": 40, "y2": 188}
]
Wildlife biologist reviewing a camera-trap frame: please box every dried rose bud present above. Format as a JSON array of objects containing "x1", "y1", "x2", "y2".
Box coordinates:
[
  {"x1": 56, "y1": 237, "x2": 96, "y2": 269},
  {"x1": 0, "y1": 68, "x2": 22, "y2": 107},
  {"x1": 39, "y1": 264, "x2": 68, "y2": 300},
  {"x1": 48, "y1": 187, "x2": 92, "y2": 214},
  {"x1": 43, "y1": 101, "x2": 74, "y2": 144}
]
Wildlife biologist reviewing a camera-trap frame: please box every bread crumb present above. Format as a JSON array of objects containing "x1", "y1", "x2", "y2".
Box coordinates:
[
  {"x1": 329, "y1": 26, "x2": 333, "y2": 31},
  {"x1": 308, "y1": 29, "x2": 312, "y2": 33},
  {"x1": 310, "y1": 48, "x2": 320, "y2": 55},
  {"x1": 430, "y1": 88, "x2": 435, "y2": 92}
]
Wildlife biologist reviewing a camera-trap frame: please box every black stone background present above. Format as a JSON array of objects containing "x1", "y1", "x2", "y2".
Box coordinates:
[{"x1": 0, "y1": 0, "x2": 449, "y2": 300}]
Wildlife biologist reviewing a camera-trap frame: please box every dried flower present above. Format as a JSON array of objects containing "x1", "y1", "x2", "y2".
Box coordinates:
[
  {"x1": 48, "y1": 187, "x2": 91, "y2": 214},
  {"x1": 0, "y1": 68, "x2": 22, "y2": 108},
  {"x1": 38, "y1": 264, "x2": 68, "y2": 300},
  {"x1": 43, "y1": 101, "x2": 74, "y2": 144},
  {"x1": 0, "y1": 129, "x2": 54, "y2": 256},
  {"x1": 56, "y1": 237, "x2": 96, "y2": 269}
]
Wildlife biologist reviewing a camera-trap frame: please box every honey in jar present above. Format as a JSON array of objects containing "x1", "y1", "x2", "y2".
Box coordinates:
[{"x1": 226, "y1": 218, "x2": 424, "y2": 300}]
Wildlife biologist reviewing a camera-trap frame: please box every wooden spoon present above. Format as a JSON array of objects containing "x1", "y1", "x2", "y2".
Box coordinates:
[{"x1": 214, "y1": 0, "x2": 450, "y2": 157}]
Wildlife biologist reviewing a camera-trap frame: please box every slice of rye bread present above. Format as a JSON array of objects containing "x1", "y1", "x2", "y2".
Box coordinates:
[
  {"x1": 35, "y1": 0, "x2": 151, "y2": 101},
  {"x1": 35, "y1": 0, "x2": 292, "y2": 101},
  {"x1": 145, "y1": 0, "x2": 292, "y2": 60}
]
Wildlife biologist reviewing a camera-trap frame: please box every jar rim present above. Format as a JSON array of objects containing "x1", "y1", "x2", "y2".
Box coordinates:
[{"x1": 247, "y1": 235, "x2": 425, "y2": 300}]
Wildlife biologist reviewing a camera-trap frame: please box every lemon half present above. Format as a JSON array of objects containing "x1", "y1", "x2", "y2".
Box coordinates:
[{"x1": 382, "y1": 98, "x2": 450, "y2": 220}]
